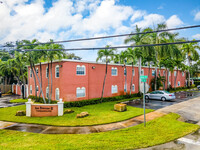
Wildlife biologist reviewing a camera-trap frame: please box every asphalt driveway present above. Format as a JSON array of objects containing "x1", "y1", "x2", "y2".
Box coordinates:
[
  {"x1": 0, "y1": 95, "x2": 24, "y2": 108},
  {"x1": 126, "y1": 91, "x2": 200, "y2": 110}
]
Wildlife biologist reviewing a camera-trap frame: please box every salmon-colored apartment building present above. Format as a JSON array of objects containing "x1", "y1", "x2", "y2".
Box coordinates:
[{"x1": 27, "y1": 59, "x2": 186, "y2": 102}]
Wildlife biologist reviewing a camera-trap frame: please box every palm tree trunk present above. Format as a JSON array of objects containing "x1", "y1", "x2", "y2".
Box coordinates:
[
  {"x1": 48, "y1": 63, "x2": 50, "y2": 103},
  {"x1": 138, "y1": 57, "x2": 141, "y2": 92},
  {"x1": 148, "y1": 64, "x2": 150, "y2": 87},
  {"x1": 101, "y1": 60, "x2": 108, "y2": 102},
  {"x1": 125, "y1": 65, "x2": 127, "y2": 95},
  {"x1": 50, "y1": 60, "x2": 53, "y2": 103},
  {"x1": 167, "y1": 69, "x2": 169, "y2": 89},
  {"x1": 155, "y1": 67, "x2": 157, "y2": 90},
  {"x1": 32, "y1": 63, "x2": 46, "y2": 104},
  {"x1": 130, "y1": 62, "x2": 134, "y2": 95},
  {"x1": 39, "y1": 62, "x2": 42, "y2": 98},
  {"x1": 174, "y1": 69, "x2": 178, "y2": 90},
  {"x1": 188, "y1": 56, "x2": 191, "y2": 87},
  {"x1": 30, "y1": 62, "x2": 37, "y2": 101}
]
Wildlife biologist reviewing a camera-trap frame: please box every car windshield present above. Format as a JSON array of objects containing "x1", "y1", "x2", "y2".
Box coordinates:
[{"x1": 164, "y1": 91, "x2": 171, "y2": 94}]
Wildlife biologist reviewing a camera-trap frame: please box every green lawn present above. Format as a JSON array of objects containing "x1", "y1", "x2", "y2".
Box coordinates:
[
  {"x1": 0, "y1": 113, "x2": 198, "y2": 150},
  {"x1": 0, "y1": 100, "x2": 153, "y2": 126},
  {"x1": 10, "y1": 99, "x2": 28, "y2": 103}
]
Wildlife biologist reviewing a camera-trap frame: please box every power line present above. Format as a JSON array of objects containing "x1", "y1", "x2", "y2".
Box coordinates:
[
  {"x1": 13, "y1": 39, "x2": 200, "y2": 52},
  {"x1": 2, "y1": 24, "x2": 200, "y2": 47}
]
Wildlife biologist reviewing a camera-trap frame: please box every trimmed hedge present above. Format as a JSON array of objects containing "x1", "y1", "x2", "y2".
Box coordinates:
[
  {"x1": 63, "y1": 93, "x2": 141, "y2": 108},
  {"x1": 28, "y1": 95, "x2": 57, "y2": 104},
  {"x1": 28, "y1": 93, "x2": 141, "y2": 108}
]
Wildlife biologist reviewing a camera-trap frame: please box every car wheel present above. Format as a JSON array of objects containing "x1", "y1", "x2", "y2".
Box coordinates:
[
  {"x1": 145, "y1": 96, "x2": 149, "y2": 100},
  {"x1": 161, "y1": 97, "x2": 166, "y2": 101}
]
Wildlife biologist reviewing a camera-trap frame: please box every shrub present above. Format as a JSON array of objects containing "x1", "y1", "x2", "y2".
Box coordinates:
[
  {"x1": 63, "y1": 93, "x2": 141, "y2": 108},
  {"x1": 28, "y1": 95, "x2": 57, "y2": 104},
  {"x1": 191, "y1": 84, "x2": 196, "y2": 88}
]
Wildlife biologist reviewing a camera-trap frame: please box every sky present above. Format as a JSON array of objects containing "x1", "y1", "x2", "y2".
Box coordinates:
[{"x1": 0, "y1": 0, "x2": 200, "y2": 61}]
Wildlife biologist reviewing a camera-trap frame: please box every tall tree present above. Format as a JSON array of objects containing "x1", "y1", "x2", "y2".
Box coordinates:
[{"x1": 96, "y1": 45, "x2": 116, "y2": 102}]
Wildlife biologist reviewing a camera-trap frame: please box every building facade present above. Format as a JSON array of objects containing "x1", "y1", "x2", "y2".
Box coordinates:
[{"x1": 27, "y1": 59, "x2": 186, "y2": 102}]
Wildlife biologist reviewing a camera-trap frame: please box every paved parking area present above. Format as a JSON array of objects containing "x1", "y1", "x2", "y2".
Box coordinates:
[
  {"x1": 0, "y1": 95, "x2": 24, "y2": 108},
  {"x1": 126, "y1": 91, "x2": 200, "y2": 110}
]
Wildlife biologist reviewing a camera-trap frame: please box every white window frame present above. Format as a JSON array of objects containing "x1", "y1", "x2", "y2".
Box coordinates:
[
  {"x1": 36, "y1": 86, "x2": 39, "y2": 92},
  {"x1": 132, "y1": 68, "x2": 135, "y2": 76},
  {"x1": 111, "y1": 85, "x2": 118, "y2": 94},
  {"x1": 76, "y1": 87, "x2": 86, "y2": 98},
  {"x1": 55, "y1": 65, "x2": 59, "y2": 78},
  {"x1": 169, "y1": 82, "x2": 171, "y2": 85},
  {"x1": 141, "y1": 69, "x2": 144, "y2": 75},
  {"x1": 124, "y1": 84, "x2": 127, "y2": 92},
  {"x1": 169, "y1": 71, "x2": 171, "y2": 76},
  {"x1": 76, "y1": 65, "x2": 86, "y2": 75},
  {"x1": 111, "y1": 67, "x2": 118, "y2": 76},
  {"x1": 159, "y1": 70, "x2": 161, "y2": 75},
  {"x1": 152, "y1": 70, "x2": 155, "y2": 76},
  {"x1": 36, "y1": 68, "x2": 39, "y2": 75},
  {"x1": 182, "y1": 72, "x2": 184, "y2": 77},
  {"x1": 132, "y1": 84, "x2": 135, "y2": 91},
  {"x1": 46, "y1": 87, "x2": 49, "y2": 99},
  {"x1": 30, "y1": 69, "x2": 32, "y2": 78},
  {"x1": 163, "y1": 70, "x2": 165, "y2": 76},
  {"x1": 30, "y1": 85, "x2": 32, "y2": 95},
  {"x1": 174, "y1": 71, "x2": 177, "y2": 76},
  {"x1": 46, "y1": 67, "x2": 49, "y2": 78},
  {"x1": 55, "y1": 88, "x2": 60, "y2": 100},
  {"x1": 178, "y1": 81, "x2": 180, "y2": 87}
]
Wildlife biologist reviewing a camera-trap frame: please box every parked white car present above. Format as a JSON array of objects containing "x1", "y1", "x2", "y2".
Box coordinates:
[
  {"x1": 145, "y1": 90, "x2": 176, "y2": 101},
  {"x1": 197, "y1": 85, "x2": 200, "y2": 90}
]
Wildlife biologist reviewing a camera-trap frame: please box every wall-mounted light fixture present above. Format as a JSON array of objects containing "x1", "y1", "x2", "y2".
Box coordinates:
[
  {"x1": 59, "y1": 65, "x2": 63, "y2": 68},
  {"x1": 92, "y1": 66, "x2": 96, "y2": 69}
]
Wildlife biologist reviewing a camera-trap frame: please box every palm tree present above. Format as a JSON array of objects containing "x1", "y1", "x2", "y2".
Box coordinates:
[
  {"x1": 126, "y1": 48, "x2": 137, "y2": 95},
  {"x1": 35, "y1": 40, "x2": 65, "y2": 103},
  {"x1": 124, "y1": 25, "x2": 146, "y2": 92},
  {"x1": 182, "y1": 40, "x2": 200, "y2": 87},
  {"x1": 96, "y1": 45, "x2": 116, "y2": 102}
]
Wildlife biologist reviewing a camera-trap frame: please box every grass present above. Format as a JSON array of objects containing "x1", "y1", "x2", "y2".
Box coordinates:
[
  {"x1": 10, "y1": 99, "x2": 28, "y2": 103},
  {"x1": 0, "y1": 98, "x2": 152, "y2": 126},
  {"x1": 0, "y1": 113, "x2": 198, "y2": 150}
]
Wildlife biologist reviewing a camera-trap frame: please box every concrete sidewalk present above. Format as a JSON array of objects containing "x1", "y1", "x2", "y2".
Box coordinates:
[{"x1": 0, "y1": 111, "x2": 165, "y2": 134}]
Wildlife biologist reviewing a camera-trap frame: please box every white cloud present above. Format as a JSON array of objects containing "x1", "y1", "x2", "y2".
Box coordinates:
[
  {"x1": 130, "y1": 10, "x2": 146, "y2": 22},
  {"x1": 192, "y1": 34, "x2": 200, "y2": 39},
  {"x1": 194, "y1": 11, "x2": 200, "y2": 21},
  {"x1": 166, "y1": 15, "x2": 183, "y2": 28},
  {"x1": 133, "y1": 14, "x2": 165, "y2": 28}
]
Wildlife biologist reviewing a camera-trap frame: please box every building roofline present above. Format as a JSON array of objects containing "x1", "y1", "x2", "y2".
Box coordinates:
[{"x1": 28, "y1": 59, "x2": 184, "y2": 71}]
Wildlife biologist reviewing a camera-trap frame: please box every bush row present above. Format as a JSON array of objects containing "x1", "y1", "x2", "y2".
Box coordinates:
[
  {"x1": 28, "y1": 95, "x2": 57, "y2": 104},
  {"x1": 28, "y1": 93, "x2": 141, "y2": 108},
  {"x1": 63, "y1": 93, "x2": 141, "y2": 108}
]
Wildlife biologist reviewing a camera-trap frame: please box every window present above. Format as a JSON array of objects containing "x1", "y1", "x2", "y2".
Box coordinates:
[
  {"x1": 124, "y1": 68, "x2": 127, "y2": 76},
  {"x1": 55, "y1": 88, "x2": 60, "y2": 100},
  {"x1": 46, "y1": 67, "x2": 49, "y2": 78},
  {"x1": 76, "y1": 65, "x2": 85, "y2": 75},
  {"x1": 132, "y1": 68, "x2": 135, "y2": 76},
  {"x1": 76, "y1": 87, "x2": 86, "y2": 98},
  {"x1": 182, "y1": 72, "x2": 184, "y2": 77},
  {"x1": 36, "y1": 86, "x2": 38, "y2": 92},
  {"x1": 124, "y1": 84, "x2": 127, "y2": 92},
  {"x1": 174, "y1": 71, "x2": 177, "y2": 76},
  {"x1": 141, "y1": 69, "x2": 144, "y2": 75},
  {"x1": 46, "y1": 87, "x2": 49, "y2": 99},
  {"x1": 152, "y1": 70, "x2": 155, "y2": 76},
  {"x1": 111, "y1": 85, "x2": 118, "y2": 94},
  {"x1": 163, "y1": 70, "x2": 165, "y2": 76},
  {"x1": 178, "y1": 81, "x2": 180, "y2": 87},
  {"x1": 132, "y1": 84, "x2": 135, "y2": 91},
  {"x1": 30, "y1": 85, "x2": 32, "y2": 94},
  {"x1": 30, "y1": 69, "x2": 32, "y2": 78},
  {"x1": 159, "y1": 70, "x2": 161, "y2": 75},
  {"x1": 169, "y1": 82, "x2": 171, "y2": 85},
  {"x1": 36, "y1": 68, "x2": 39, "y2": 75},
  {"x1": 55, "y1": 65, "x2": 59, "y2": 78},
  {"x1": 169, "y1": 71, "x2": 171, "y2": 76},
  {"x1": 111, "y1": 67, "x2": 117, "y2": 76}
]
